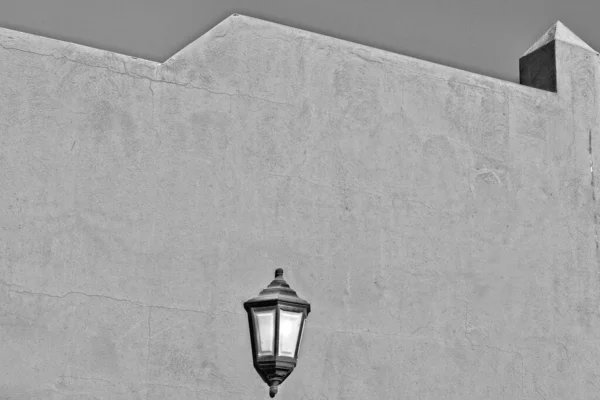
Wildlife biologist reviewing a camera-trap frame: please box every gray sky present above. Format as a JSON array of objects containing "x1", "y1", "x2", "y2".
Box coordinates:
[{"x1": 0, "y1": 0, "x2": 597, "y2": 83}]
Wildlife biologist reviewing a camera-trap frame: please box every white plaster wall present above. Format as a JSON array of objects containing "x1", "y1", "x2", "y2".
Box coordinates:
[{"x1": 0, "y1": 14, "x2": 599, "y2": 399}]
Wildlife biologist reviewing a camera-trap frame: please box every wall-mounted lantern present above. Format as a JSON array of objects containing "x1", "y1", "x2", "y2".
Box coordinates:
[{"x1": 243, "y1": 268, "x2": 311, "y2": 397}]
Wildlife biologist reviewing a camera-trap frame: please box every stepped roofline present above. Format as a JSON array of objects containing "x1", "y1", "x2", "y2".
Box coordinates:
[{"x1": 0, "y1": 15, "x2": 595, "y2": 91}]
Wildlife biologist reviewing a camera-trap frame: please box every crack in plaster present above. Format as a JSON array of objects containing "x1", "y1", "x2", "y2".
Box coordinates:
[
  {"x1": 250, "y1": 31, "x2": 293, "y2": 45},
  {"x1": 590, "y1": 129, "x2": 595, "y2": 201},
  {"x1": 0, "y1": 281, "x2": 244, "y2": 317},
  {"x1": 0, "y1": 43, "x2": 293, "y2": 108},
  {"x1": 148, "y1": 81, "x2": 161, "y2": 145},
  {"x1": 590, "y1": 129, "x2": 600, "y2": 265},
  {"x1": 463, "y1": 300, "x2": 525, "y2": 393},
  {"x1": 212, "y1": 24, "x2": 232, "y2": 39},
  {"x1": 350, "y1": 50, "x2": 383, "y2": 65},
  {"x1": 145, "y1": 307, "x2": 151, "y2": 400}
]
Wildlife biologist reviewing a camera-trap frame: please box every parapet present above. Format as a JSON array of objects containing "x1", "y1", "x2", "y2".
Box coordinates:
[{"x1": 0, "y1": 15, "x2": 596, "y2": 97}]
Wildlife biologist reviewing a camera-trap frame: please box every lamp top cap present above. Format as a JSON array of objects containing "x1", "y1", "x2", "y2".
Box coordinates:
[{"x1": 244, "y1": 268, "x2": 311, "y2": 313}]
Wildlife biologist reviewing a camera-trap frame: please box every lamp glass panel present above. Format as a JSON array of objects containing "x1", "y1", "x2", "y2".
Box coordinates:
[
  {"x1": 278, "y1": 310, "x2": 303, "y2": 357},
  {"x1": 298, "y1": 319, "x2": 305, "y2": 351},
  {"x1": 254, "y1": 309, "x2": 275, "y2": 356}
]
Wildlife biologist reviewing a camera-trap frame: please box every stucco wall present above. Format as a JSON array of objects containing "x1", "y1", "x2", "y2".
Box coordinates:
[{"x1": 1, "y1": 14, "x2": 600, "y2": 399}]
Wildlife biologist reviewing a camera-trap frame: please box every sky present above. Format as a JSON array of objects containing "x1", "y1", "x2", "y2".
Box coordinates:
[{"x1": 0, "y1": 0, "x2": 598, "y2": 83}]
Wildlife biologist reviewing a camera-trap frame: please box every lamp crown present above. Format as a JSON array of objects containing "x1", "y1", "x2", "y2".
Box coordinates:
[
  {"x1": 267, "y1": 268, "x2": 290, "y2": 290},
  {"x1": 243, "y1": 268, "x2": 311, "y2": 314}
]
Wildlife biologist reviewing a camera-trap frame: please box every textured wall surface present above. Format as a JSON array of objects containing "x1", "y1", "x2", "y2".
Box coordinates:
[{"x1": 1, "y1": 14, "x2": 600, "y2": 399}]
